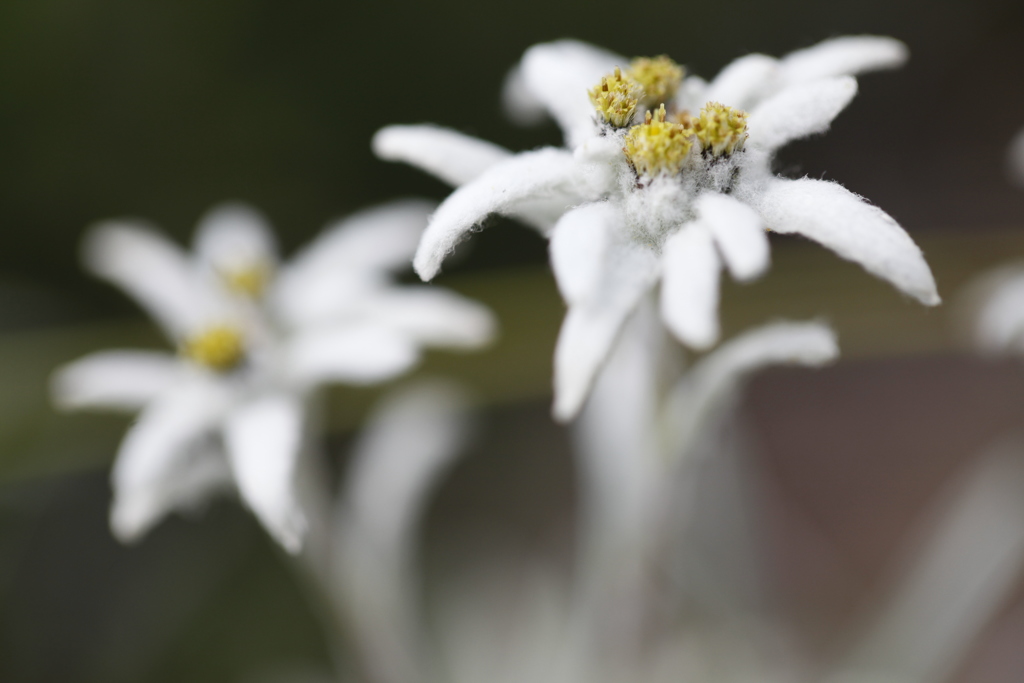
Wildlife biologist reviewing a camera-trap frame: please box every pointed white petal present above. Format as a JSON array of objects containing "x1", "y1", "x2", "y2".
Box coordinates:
[
  {"x1": 110, "y1": 376, "x2": 232, "y2": 541},
  {"x1": 224, "y1": 393, "x2": 307, "y2": 553},
  {"x1": 501, "y1": 64, "x2": 549, "y2": 126},
  {"x1": 286, "y1": 325, "x2": 420, "y2": 388},
  {"x1": 549, "y1": 202, "x2": 619, "y2": 305},
  {"x1": 780, "y1": 35, "x2": 909, "y2": 84},
  {"x1": 660, "y1": 225, "x2": 722, "y2": 350},
  {"x1": 84, "y1": 222, "x2": 226, "y2": 337},
  {"x1": 748, "y1": 77, "x2": 857, "y2": 151},
  {"x1": 553, "y1": 241, "x2": 660, "y2": 421},
  {"x1": 52, "y1": 350, "x2": 179, "y2": 412},
  {"x1": 665, "y1": 321, "x2": 838, "y2": 458},
  {"x1": 359, "y1": 287, "x2": 497, "y2": 349},
  {"x1": 1008, "y1": 127, "x2": 1024, "y2": 187},
  {"x1": 372, "y1": 125, "x2": 513, "y2": 187},
  {"x1": 413, "y1": 148, "x2": 578, "y2": 280},
  {"x1": 519, "y1": 40, "x2": 626, "y2": 148},
  {"x1": 753, "y1": 178, "x2": 940, "y2": 305},
  {"x1": 703, "y1": 54, "x2": 779, "y2": 111},
  {"x1": 193, "y1": 202, "x2": 278, "y2": 273},
  {"x1": 696, "y1": 193, "x2": 769, "y2": 281}
]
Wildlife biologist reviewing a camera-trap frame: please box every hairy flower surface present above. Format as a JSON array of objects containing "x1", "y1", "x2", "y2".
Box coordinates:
[
  {"x1": 374, "y1": 36, "x2": 939, "y2": 420},
  {"x1": 52, "y1": 201, "x2": 495, "y2": 552}
]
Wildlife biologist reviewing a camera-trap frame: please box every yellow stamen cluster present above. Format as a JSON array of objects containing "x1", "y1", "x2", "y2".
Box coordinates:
[
  {"x1": 588, "y1": 67, "x2": 643, "y2": 128},
  {"x1": 623, "y1": 105, "x2": 694, "y2": 179},
  {"x1": 627, "y1": 56, "x2": 684, "y2": 107},
  {"x1": 694, "y1": 102, "x2": 748, "y2": 157},
  {"x1": 222, "y1": 263, "x2": 271, "y2": 298},
  {"x1": 182, "y1": 325, "x2": 246, "y2": 372}
]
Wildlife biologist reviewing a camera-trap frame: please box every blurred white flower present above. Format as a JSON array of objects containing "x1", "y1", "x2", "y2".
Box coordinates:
[
  {"x1": 375, "y1": 37, "x2": 939, "y2": 420},
  {"x1": 1008, "y1": 127, "x2": 1024, "y2": 186},
  {"x1": 51, "y1": 201, "x2": 495, "y2": 553}
]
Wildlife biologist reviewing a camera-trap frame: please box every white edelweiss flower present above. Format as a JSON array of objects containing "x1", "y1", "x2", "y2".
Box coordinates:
[
  {"x1": 51, "y1": 201, "x2": 496, "y2": 553},
  {"x1": 374, "y1": 37, "x2": 938, "y2": 420}
]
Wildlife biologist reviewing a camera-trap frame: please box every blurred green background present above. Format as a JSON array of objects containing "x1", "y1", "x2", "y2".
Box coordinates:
[{"x1": 3, "y1": 0, "x2": 1024, "y2": 681}]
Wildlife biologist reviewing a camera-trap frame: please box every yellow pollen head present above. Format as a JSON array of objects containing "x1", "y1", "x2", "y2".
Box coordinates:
[
  {"x1": 627, "y1": 56, "x2": 684, "y2": 107},
  {"x1": 694, "y1": 102, "x2": 748, "y2": 157},
  {"x1": 182, "y1": 325, "x2": 246, "y2": 372},
  {"x1": 588, "y1": 67, "x2": 643, "y2": 128},
  {"x1": 221, "y1": 262, "x2": 272, "y2": 298},
  {"x1": 623, "y1": 105, "x2": 695, "y2": 179}
]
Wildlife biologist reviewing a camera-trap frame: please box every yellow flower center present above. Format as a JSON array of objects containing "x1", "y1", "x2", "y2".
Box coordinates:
[
  {"x1": 694, "y1": 102, "x2": 748, "y2": 157},
  {"x1": 221, "y1": 263, "x2": 271, "y2": 298},
  {"x1": 623, "y1": 105, "x2": 695, "y2": 179},
  {"x1": 627, "y1": 56, "x2": 684, "y2": 108},
  {"x1": 588, "y1": 67, "x2": 642, "y2": 128},
  {"x1": 182, "y1": 325, "x2": 246, "y2": 372}
]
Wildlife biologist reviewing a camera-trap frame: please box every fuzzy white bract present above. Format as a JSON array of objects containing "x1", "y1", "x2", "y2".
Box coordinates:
[
  {"x1": 375, "y1": 36, "x2": 939, "y2": 420},
  {"x1": 51, "y1": 201, "x2": 495, "y2": 553}
]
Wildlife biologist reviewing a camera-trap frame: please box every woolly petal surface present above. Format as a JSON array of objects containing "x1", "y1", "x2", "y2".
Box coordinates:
[
  {"x1": 665, "y1": 321, "x2": 838, "y2": 458},
  {"x1": 753, "y1": 178, "x2": 940, "y2": 305},
  {"x1": 359, "y1": 287, "x2": 497, "y2": 349},
  {"x1": 285, "y1": 325, "x2": 420, "y2": 388},
  {"x1": 703, "y1": 54, "x2": 779, "y2": 111},
  {"x1": 553, "y1": 240, "x2": 660, "y2": 421},
  {"x1": 660, "y1": 225, "x2": 722, "y2": 350},
  {"x1": 52, "y1": 350, "x2": 179, "y2": 413},
  {"x1": 224, "y1": 393, "x2": 307, "y2": 553},
  {"x1": 748, "y1": 77, "x2": 857, "y2": 151},
  {"x1": 413, "y1": 148, "x2": 577, "y2": 280},
  {"x1": 110, "y1": 375, "x2": 233, "y2": 542},
  {"x1": 84, "y1": 222, "x2": 229, "y2": 338},
  {"x1": 193, "y1": 202, "x2": 278, "y2": 273},
  {"x1": 780, "y1": 35, "x2": 908, "y2": 84},
  {"x1": 519, "y1": 39, "x2": 626, "y2": 148},
  {"x1": 696, "y1": 193, "x2": 769, "y2": 281},
  {"x1": 372, "y1": 125, "x2": 513, "y2": 187},
  {"x1": 549, "y1": 202, "x2": 619, "y2": 305}
]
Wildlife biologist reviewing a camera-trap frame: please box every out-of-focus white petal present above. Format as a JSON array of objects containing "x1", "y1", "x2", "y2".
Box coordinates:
[
  {"x1": 553, "y1": 240, "x2": 660, "y2": 421},
  {"x1": 360, "y1": 287, "x2": 497, "y2": 349},
  {"x1": 413, "y1": 148, "x2": 578, "y2": 280},
  {"x1": 703, "y1": 54, "x2": 779, "y2": 111},
  {"x1": 501, "y1": 64, "x2": 549, "y2": 126},
  {"x1": 110, "y1": 376, "x2": 232, "y2": 542},
  {"x1": 84, "y1": 222, "x2": 228, "y2": 337},
  {"x1": 193, "y1": 202, "x2": 278, "y2": 273},
  {"x1": 752, "y1": 178, "x2": 940, "y2": 305},
  {"x1": 1008, "y1": 127, "x2": 1024, "y2": 186},
  {"x1": 665, "y1": 321, "x2": 838, "y2": 458},
  {"x1": 52, "y1": 350, "x2": 179, "y2": 412},
  {"x1": 549, "y1": 202, "x2": 618, "y2": 305},
  {"x1": 748, "y1": 77, "x2": 857, "y2": 151},
  {"x1": 675, "y1": 75, "x2": 709, "y2": 112},
  {"x1": 519, "y1": 39, "x2": 626, "y2": 148},
  {"x1": 285, "y1": 325, "x2": 420, "y2": 388},
  {"x1": 372, "y1": 125, "x2": 513, "y2": 187},
  {"x1": 660, "y1": 225, "x2": 722, "y2": 350},
  {"x1": 696, "y1": 193, "x2": 769, "y2": 281},
  {"x1": 224, "y1": 393, "x2": 307, "y2": 553},
  {"x1": 962, "y1": 265, "x2": 1024, "y2": 352},
  {"x1": 780, "y1": 35, "x2": 908, "y2": 84}
]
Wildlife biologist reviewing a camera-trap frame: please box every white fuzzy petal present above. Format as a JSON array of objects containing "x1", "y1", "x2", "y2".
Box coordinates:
[
  {"x1": 549, "y1": 202, "x2": 618, "y2": 305},
  {"x1": 703, "y1": 54, "x2": 780, "y2": 111},
  {"x1": 660, "y1": 225, "x2": 723, "y2": 350},
  {"x1": 110, "y1": 376, "x2": 232, "y2": 542},
  {"x1": 224, "y1": 394, "x2": 307, "y2": 553},
  {"x1": 780, "y1": 35, "x2": 909, "y2": 84},
  {"x1": 553, "y1": 241, "x2": 660, "y2": 421},
  {"x1": 519, "y1": 39, "x2": 626, "y2": 148},
  {"x1": 193, "y1": 202, "x2": 278, "y2": 273},
  {"x1": 675, "y1": 75, "x2": 709, "y2": 113},
  {"x1": 52, "y1": 350, "x2": 179, "y2": 413},
  {"x1": 372, "y1": 125, "x2": 513, "y2": 187},
  {"x1": 359, "y1": 287, "x2": 497, "y2": 349},
  {"x1": 84, "y1": 222, "x2": 225, "y2": 337},
  {"x1": 748, "y1": 77, "x2": 858, "y2": 151},
  {"x1": 501, "y1": 64, "x2": 549, "y2": 126},
  {"x1": 286, "y1": 325, "x2": 420, "y2": 388},
  {"x1": 753, "y1": 178, "x2": 940, "y2": 305},
  {"x1": 413, "y1": 148, "x2": 578, "y2": 280},
  {"x1": 696, "y1": 193, "x2": 769, "y2": 281},
  {"x1": 1008, "y1": 127, "x2": 1024, "y2": 186}
]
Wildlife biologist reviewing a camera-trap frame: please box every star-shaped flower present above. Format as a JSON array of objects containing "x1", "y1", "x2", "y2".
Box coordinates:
[
  {"x1": 375, "y1": 37, "x2": 939, "y2": 420},
  {"x1": 52, "y1": 201, "x2": 495, "y2": 552}
]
